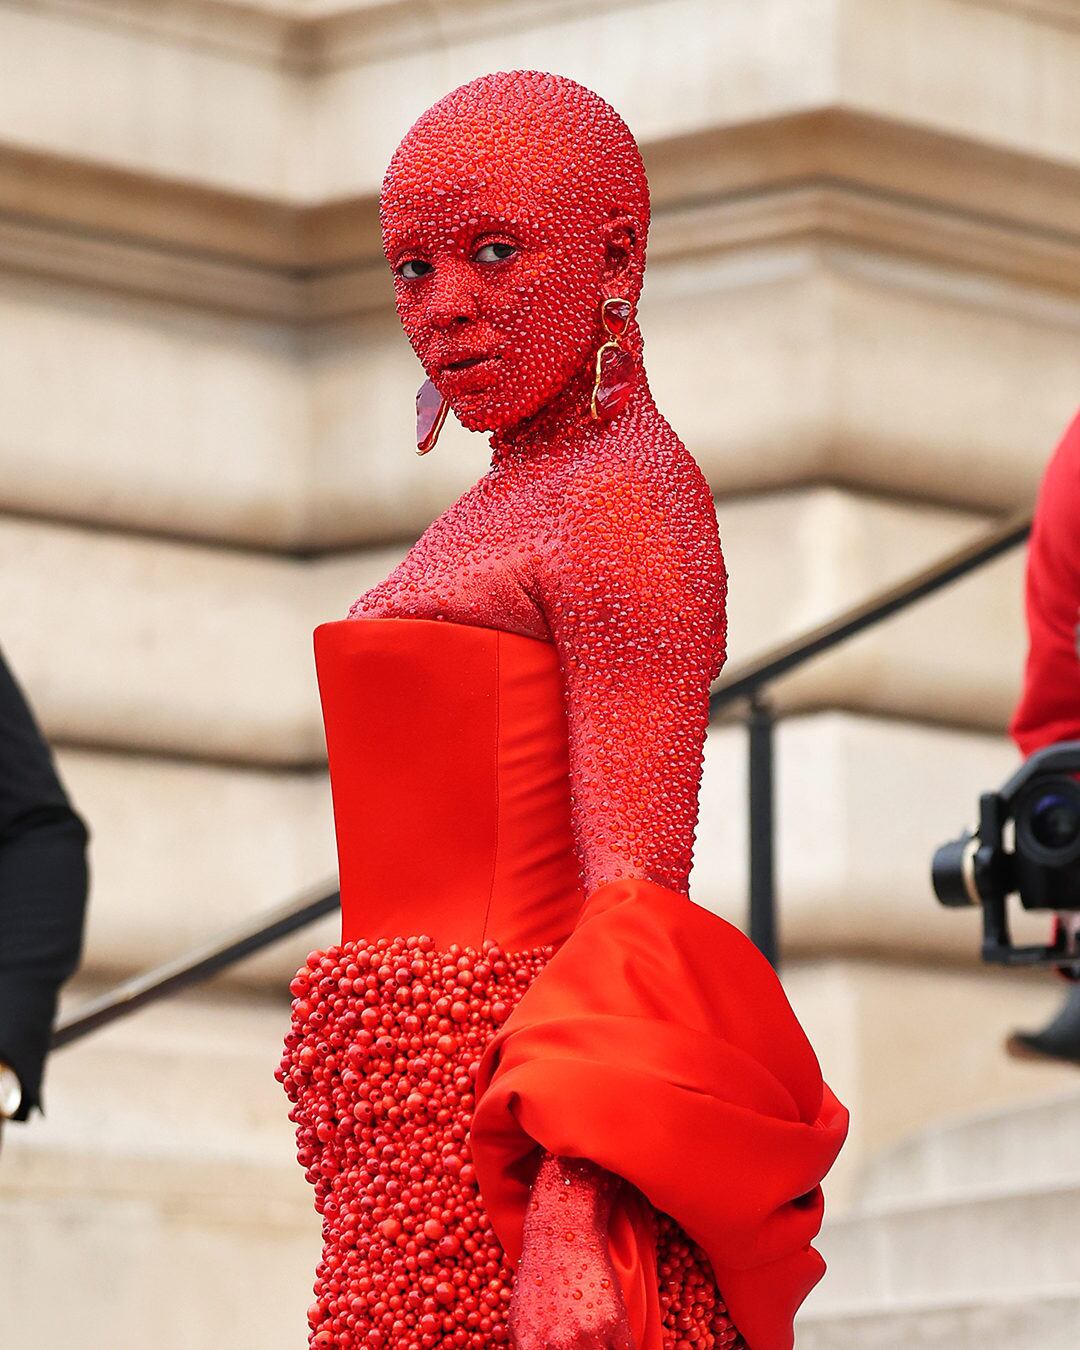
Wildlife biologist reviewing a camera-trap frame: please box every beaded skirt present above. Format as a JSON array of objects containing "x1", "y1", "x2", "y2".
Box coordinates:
[{"x1": 277, "y1": 935, "x2": 743, "y2": 1350}]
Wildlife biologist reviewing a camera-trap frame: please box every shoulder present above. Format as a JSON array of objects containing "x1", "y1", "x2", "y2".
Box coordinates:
[
  {"x1": 541, "y1": 436, "x2": 725, "y2": 617},
  {"x1": 1041, "y1": 411, "x2": 1080, "y2": 500},
  {"x1": 556, "y1": 435, "x2": 720, "y2": 552},
  {"x1": 1034, "y1": 411, "x2": 1080, "y2": 574}
]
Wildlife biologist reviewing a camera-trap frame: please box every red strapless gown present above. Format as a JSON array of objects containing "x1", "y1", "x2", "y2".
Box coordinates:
[{"x1": 278, "y1": 618, "x2": 847, "y2": 1350}]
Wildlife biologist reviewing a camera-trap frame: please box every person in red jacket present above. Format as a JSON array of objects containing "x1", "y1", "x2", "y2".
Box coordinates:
[{"x1": 1007, "y1": 409, "x2": 1080, "y2": 1064}]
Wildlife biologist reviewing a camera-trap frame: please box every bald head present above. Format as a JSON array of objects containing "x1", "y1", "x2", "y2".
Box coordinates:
[
  {"x1": 380, "y1": 72, "x2": 651, "y2": 433},
  {"x1": 381, "y1": 71, "x2": 650, "y2": 286}
]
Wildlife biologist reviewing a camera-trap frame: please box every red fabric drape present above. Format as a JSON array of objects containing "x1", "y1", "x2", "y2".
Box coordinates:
[{"x1": 472, "y1": 877, "x2": 849, "y2": 1350}]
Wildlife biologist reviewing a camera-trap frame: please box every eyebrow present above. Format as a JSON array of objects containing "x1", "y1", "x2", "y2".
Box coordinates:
[{"x1": 386, "y1": 213, "x2": 534, "y2": 255}]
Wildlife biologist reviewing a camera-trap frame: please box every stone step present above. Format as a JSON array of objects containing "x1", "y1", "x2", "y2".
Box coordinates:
[
  {"x1": 796, "y1": 1289, "x2": 1080, "y2": 1350},
  {"x1": 779, "y1": 957, "x2": 1079, "y2": 1213},
  {"x1": 0, "y1": 1184, "x2": 314, "y2": 1350},
  {"x1": 856, "y1": 1088, "x2": 1080, "y2": 1209},
  {"x1": 1, "y1": 487, "x2": 1023, "y2": 767},
  {"x1": 0, "y1": 992, "x2": 317, "y2": 1350},
  {"x1": 813, "y1": 1177, "x2": 1080, "y2": 1314}
]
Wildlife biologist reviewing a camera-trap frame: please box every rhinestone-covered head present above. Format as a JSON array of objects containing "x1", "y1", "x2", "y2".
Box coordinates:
[{"x1": 380, "y1": 70, "x2": 651, "y2": 433}]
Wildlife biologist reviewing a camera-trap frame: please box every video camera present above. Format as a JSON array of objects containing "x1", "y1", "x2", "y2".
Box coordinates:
[{"x1": 932, "y1": 741, "x2": 1080, "y2": 974}]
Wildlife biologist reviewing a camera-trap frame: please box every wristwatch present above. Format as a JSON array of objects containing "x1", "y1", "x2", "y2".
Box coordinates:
[{"x1": 0, "y1": 1061, "x2": 22, "y2": 1119}]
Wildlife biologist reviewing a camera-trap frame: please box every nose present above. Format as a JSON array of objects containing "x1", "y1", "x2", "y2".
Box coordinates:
[{"x1": 426, "y1": 257, "x2": 480, "y2": 330}]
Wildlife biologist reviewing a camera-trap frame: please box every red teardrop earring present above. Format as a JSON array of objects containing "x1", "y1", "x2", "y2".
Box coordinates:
[
  {"x1": 590, "y1": 297, "x2": 636, "y2": 422},
  {"x1": 416, "y1": 378, "x2": 449, "y2": 455}
]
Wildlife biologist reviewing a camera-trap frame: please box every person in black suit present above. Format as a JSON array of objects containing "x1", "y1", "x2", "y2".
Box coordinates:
[{"x1": 0, "y1": 645, "x2": 89, "y2": 1131}]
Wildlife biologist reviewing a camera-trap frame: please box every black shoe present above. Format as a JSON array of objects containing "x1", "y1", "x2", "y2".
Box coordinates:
[{"x1": 1006, "y1": 983, "x2": 1080, "y2": 1067}]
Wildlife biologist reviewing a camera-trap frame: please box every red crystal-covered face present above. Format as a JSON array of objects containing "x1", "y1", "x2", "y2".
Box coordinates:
[{"x1": 380, "y1": 72, "x2": 650, "y2": 434}]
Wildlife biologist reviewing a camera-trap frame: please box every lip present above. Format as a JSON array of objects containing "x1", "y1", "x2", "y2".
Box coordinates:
[
  {"x1": 444, "y1": 355, "x2": 488, "y2": 371},
  {"x1": 435, "y1": 353, "x2": 501, "y2": 394},
  {"x1": 437, "y1": 352, "x2": 499, "y2": 374}
]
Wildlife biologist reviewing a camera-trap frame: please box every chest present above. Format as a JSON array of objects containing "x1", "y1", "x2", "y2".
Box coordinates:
[{"x1": 351, "y1": 471, "x2": 554, "y2": 640}]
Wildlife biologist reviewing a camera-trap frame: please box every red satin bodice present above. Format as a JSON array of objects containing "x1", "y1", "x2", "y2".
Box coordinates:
[{"x1": 314, "y1": 617, "x2": 584, "y2": 951}]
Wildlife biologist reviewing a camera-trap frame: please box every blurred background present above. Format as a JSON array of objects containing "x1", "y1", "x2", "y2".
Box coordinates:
[{"x1": 0, "y1": 0, "x2": 1078, "y2": 1346}]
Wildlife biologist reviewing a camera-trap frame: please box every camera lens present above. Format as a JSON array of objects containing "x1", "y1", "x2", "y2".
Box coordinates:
[
  {"x1": 1029, "y1": 791, "x2": 1080, "y2": 851},
  {"x1": 1016, "y1": 776, "x2": 1080, "y2": 867}
]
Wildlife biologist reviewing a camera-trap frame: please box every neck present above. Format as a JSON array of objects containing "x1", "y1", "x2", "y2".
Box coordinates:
[{"x1": 489, "y1": 355, "x2": 657, "y2": 463}]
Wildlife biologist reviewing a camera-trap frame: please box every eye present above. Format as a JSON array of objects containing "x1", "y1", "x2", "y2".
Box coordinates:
[
  {"x1": 474, "y1": 242, "x2": 517, "y2": 264},
  {"x1": 397, "y1": 258, "x2": 433, "y2": 280}
]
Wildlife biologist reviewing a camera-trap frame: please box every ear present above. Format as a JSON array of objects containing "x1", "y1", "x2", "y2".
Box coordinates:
[{"x1": 601, "y1": 214, "x2": 640, "y2": 292}]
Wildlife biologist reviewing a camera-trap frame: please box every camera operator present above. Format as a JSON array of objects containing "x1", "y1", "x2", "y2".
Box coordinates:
[
  {"x1": 0, "y1": 645, "x2": 89, "y2": 1141},
  {"x1": 1007, "y1": 410, "x2": 1080, "y2": 1064}
]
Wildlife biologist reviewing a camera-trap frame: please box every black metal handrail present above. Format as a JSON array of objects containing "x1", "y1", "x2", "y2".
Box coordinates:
[
  {"x1": 54, "y1": 509, "x2": 1031, "y2": 1046},
  {"x1": 53, "y1": 883, "x2": 339, "y2": 1048},
  {"x1": 717, "y1": 509, "x2": 1031, "y2": 965},
  {"x1": 711, "y1": 510, "x2": 1031, "y2": 715}
]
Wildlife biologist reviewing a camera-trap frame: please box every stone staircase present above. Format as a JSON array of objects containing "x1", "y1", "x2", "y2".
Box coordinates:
[
  {"x1": 0, "y1": 990, "x2": 317, "y2": 1350},
  {"x1": 798, "y1": 1090, "x2": 1080, "y2": 1349}
]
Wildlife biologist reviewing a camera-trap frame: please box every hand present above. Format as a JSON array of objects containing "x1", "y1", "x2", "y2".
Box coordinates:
[{"x1": 508, "y1": 1155, "x2": 635, "y2": 1350}]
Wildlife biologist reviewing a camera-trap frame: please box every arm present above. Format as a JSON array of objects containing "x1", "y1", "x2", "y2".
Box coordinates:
[
  {"x1": 536, "y1": 464, "x2": 726, "y2": 896},
  {"x1": 1010, "y1": 413, "x2": 1080, "y2": 757},
  {"x1": 0, "y1": 647, "x2": 89, "y2": 1120},
  {"x1": 509, "y1": 465, "x2": 726, "y2": 1348},
  {"x1": 509, "y1": 1154, "x2": 631, "y2": 1350}
]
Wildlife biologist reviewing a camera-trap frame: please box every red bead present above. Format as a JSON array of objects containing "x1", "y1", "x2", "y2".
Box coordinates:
[{"x1": 280, "y1": 937, "x2": 557, "y2": 1348}]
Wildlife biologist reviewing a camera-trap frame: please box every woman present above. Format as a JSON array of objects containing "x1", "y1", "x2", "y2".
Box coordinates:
[{"x1": 278, "y1": 71, "x2": 847, "y2": 1350}]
